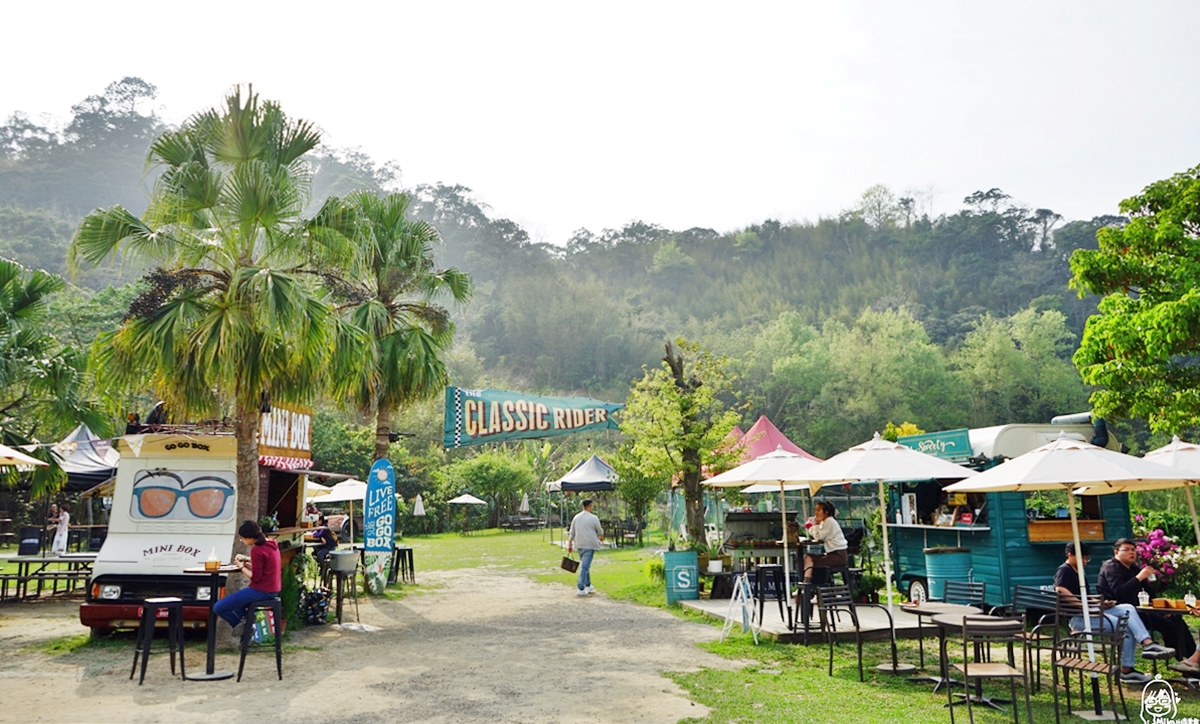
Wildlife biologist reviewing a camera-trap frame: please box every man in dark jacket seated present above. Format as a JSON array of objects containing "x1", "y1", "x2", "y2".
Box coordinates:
[{"x1": 1097, "y1": 538, "x2": 1198, "y2": 673}]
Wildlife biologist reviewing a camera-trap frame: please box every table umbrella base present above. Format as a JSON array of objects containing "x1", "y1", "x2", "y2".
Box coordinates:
[
  {"x1": 876, "y1": 662, "x2": 917, "y2": 675},
  {"x1": 1072, "y1": 711, "x2": 1124, "y2": 721},
  {"x1": 185, "y1": 670, "x2": 234, "y2": 681}
]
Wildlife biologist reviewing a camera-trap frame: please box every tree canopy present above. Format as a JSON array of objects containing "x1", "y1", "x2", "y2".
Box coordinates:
[{"x1": 1071, "y1": 163, "x2": 1200, "y2": 433}]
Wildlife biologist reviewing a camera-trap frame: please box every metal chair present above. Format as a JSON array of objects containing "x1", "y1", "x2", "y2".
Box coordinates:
[
  {"x1": 129, "y1": 597, "x2": 185, "y2": 685},
  {"x1": 943, "y1": 580, "x2": 986, "y2": 608},
  {"x1": 948, "y1": 615, "x2": 1033, "y2": 724},
  {"x1": 237, "y1": 597, "x2": 284, "y2": 682},
  {"x1": 816, "y1": 584, "x2": 903, "y2": 682},
  {"x1": 1007, "y1": 585, "x2": 1060, "y2": 692},
  {"x1": 1051, "y1": 594, "x2": 1129, "y2": 724}
]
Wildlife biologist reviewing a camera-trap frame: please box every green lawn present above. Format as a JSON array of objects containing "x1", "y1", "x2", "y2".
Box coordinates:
[{"x1": 398, "y1": 529, "x2": 1200, "y2": 724}]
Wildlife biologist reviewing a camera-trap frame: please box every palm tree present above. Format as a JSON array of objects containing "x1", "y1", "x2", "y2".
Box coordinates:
[
  {"x1": 69, "y1": 87, "x2": 363, "y2": 525},
  {"x1": 341, "y1": 191, "x2": 471, "y2": 460},
  {"x1": 0, "y1": 258, "x2": 104, "y2": 495}
]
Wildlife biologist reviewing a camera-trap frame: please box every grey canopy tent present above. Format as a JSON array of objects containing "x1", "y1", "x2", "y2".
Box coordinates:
[
  {"x1": 546, "y1": 455, "x2": 618, "y2": 493},
  {"x1": 53, "y1": 424, "x2": 119, "y2": 490},
  {"x1": 546, "y1": 455, "x2": 619, "y2": 544}
]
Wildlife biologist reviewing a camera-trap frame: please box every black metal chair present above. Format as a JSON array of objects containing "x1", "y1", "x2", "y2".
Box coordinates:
[
  {"x1": 943, "y1": 580, "x2": 986, "y2": 608},
  {"x1": 948, "y1": 615, "x2": 1033, "y2": 724},
  {"x1": 129, "y1": 596, "x2": 185, "y2": 685},
  {"x1": 1007, "y1": 585, "x2": 1060, "y2": 692},
  {"x1": 816, "y1": 584, "x2": 903, "y2": 682},
  {"x1": 1051, "y1": 594, "x2": 1129, "y2": 724},
  {"x1": 237, "y1": 597, "x2": 284, "y2": 682},
  {"x1": 752, "y1": 564, "x2": 792, "y2": 629}
]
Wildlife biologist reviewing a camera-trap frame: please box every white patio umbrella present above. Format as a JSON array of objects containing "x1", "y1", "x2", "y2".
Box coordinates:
[
  {"x1": 704, "y1": 447, "x2": 823, "y2": 604},
  {"x1": 0, "y1": 442, "x2": 48, "y2": 468},
  {"x1": 945, "y1": 433, "x2": 1195, "y2": 713},
  {"x1": 412, "y1": 494, "x2": 426, "y2": 517},
  {"x1": 787, "y1": 433, "x2": 979, "y2": 617},
  {"x1": 319, "y1": 479, "x2": 368, "y2": 541},
  {"x1": 305, "y1": 479, "x2": 331, "y2": 501},
  {"x1": 1074, "y1": 435, "x2": 1200, "y2": 546},
  {"x1": 448, "y1": 493, "x2": 487, "y2": 533},
  {"x1": 519, "y1": 492, "x2": 530, "y2": 514}
]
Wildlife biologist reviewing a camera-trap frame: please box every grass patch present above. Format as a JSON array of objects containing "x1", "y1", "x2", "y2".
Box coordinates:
[{"x1": 405, "y1": 529, "x2": 1200, "y2": 723}]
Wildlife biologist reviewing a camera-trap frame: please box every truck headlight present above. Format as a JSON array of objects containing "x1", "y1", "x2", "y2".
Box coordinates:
[
  {"x1": 98, "y1": 584, "x2": 122, "y2": 600},
  {"x1": 196, "y1": 586, "x2": 212, "y2": 601}
]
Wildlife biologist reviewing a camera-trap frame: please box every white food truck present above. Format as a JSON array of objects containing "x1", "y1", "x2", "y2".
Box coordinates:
[{"x1": 80, "y1": 434, "x2": 241, "y2": 632}]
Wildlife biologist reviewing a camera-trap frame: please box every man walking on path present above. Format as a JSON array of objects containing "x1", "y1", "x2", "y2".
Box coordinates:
[{"x1": 568, "y1": 499, "x2": 604, "y2": 596}]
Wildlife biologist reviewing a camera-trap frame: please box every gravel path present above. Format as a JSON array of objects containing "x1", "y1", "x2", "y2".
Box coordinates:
[{"x1": 0, "y1": 569, "x2": 740, "y2": 724}]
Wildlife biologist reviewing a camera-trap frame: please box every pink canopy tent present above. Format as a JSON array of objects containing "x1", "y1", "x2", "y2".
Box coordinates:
[{"x1": 737, "y1": 416, "x2": 821, "y2": 462}]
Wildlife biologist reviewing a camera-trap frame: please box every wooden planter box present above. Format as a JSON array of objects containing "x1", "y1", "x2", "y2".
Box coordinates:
[{"x1": 1027, "y1": 519, "x2": 1106, "y2": 542}]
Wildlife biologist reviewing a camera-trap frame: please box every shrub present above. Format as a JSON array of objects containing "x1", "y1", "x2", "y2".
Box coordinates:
[{"x1": 646, "y1": 556, "x2": 665, "y2": 583}]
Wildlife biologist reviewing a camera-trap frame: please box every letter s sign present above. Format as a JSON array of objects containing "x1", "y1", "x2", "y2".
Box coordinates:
[{"x1": 674, "y1": 566, "x2": 694, "y2": 590}]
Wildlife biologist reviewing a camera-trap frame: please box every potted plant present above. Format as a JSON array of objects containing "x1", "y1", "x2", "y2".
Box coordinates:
[
  {"x1": 856, "y1": 573, "x2": 885, "y2": 603},
  {"x1": 259, "y1": 514, "x2": 279, "y2": 533}
]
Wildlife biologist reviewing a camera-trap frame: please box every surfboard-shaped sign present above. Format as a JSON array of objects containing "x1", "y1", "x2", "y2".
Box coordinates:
[{"x1": 363, "y1": 459, "x2": 396, "y2": 593}]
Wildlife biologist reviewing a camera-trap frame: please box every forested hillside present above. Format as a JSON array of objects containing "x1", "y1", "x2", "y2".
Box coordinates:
[{"x1": 0, "y1": 79, "x2": 1124, "y2": 458}]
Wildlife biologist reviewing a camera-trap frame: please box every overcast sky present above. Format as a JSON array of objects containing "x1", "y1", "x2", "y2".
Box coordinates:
[{"x1": 3, "y1": 2, "x2": 1197, "y2": 244}]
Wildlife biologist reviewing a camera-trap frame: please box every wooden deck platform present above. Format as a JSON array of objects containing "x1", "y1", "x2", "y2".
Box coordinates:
[{"x1": 681, "y1": 595, "x2": 929, "y2": 644}]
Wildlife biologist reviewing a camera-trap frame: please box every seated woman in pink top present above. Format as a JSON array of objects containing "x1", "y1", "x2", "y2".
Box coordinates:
[{"x1": 213, "y1": 520, "x2": 282, "y2": 628}]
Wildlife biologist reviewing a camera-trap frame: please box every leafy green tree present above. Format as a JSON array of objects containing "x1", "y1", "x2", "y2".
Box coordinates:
[
  {"x1": 621, "y1": 340, "x2": 740, "y2": 545},
  {"x1": 952, "y1": 308, "x2": 1088, "y2": 426},
  {"x1": 0, "y1": 258, "x2": 107, "y2": 493},
  {"x1": 310, "y1": 411, "x2": 375, "y2": 478},
  {"x1": 340, "y1": 191, "x2": 472, "y2": 460},
  {"x1": 69, "y1": 87, "x2": 362, "y2": 530},
  {"x1": 610, "y1": 448, "x2": 664, "y2": 546},
  {"x1": 1071, "y1": 164, "x2": 1200, "y2": 432},
  {"x1": 435, "y1": 448, "x2": 532, "y2": 527}
]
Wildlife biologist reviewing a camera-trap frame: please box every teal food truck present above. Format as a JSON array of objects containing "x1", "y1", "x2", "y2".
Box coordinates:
[{"x1": 889, "y1": 421, "x2": 1132, "y2": 608}]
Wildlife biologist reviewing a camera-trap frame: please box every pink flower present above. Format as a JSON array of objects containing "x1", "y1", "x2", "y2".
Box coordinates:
[{"x1": 1136, "y1": 514, "x2": 1144, "y2": 522}]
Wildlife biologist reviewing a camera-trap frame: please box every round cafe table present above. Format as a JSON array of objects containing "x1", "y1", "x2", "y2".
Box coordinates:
[
  {"x1": 182, "y1": 565, "x2": 239, "y2": 681},
  {"x1": 932, "y1": 612, "x2": 1014, "y2": 712},
  {"x1": 898, "y1": 602, "x2": 980, "y2": 688}
]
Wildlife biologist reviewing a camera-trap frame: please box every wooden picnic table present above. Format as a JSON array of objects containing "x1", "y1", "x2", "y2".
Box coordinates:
[{"x1": 5, "y1": 553, "x2": 96, "y2": 600}]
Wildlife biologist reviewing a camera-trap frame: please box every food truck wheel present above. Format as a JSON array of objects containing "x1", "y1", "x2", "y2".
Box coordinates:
[
  {"x1": 907, "y1": 578, "x2": 929, "y2": 604},
  {"x1": 89, "y1": 626, "x2": 115, "y2": 639}
]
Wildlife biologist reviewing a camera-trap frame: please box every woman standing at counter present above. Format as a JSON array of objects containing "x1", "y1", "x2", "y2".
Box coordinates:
[
  {"x1": 802, "y1": 501, "x2": 848, "y2": 583},
  {"x1": 213, "y1": 520, "x2": 281, "y2": 629}
]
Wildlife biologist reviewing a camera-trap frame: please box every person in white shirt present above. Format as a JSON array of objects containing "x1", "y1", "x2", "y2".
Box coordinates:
[
  {"x1": 48, "y1": 503, "x2": 70, "y2": 555},
  {"x1": 567, "y1": 499, "x2": 605, "y2": 596},
  {"x1": 802, "y1": 501, "x2": 848, "y2": 583}
]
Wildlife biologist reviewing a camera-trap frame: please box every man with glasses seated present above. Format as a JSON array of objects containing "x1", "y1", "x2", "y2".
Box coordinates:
[
  {"x1": 1098, "y1": 538, "x2": 1200, "y2": 675},
  {"x1": 1054, "y1": 542, "x2": 1173, "y2": 685}
]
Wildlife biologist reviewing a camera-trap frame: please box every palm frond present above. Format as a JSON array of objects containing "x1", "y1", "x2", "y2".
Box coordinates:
[{"x1": 70, "y1": 207, "x2": 157, "y2": 270}]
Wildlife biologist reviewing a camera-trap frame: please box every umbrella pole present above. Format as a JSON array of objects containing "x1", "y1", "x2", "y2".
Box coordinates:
[
  {"x1": 1186, "y1": 484, "x2": 1200, "y2": 550},
  {"x1": 878, "y1": 479, "x2": 894, "y2": 616},
  {"x1": 1068, "y1": 489, "x2": 1103, "y2": 716},
  {"x1": 779, "y1": 483, "x2": 791, "y2": 614}
]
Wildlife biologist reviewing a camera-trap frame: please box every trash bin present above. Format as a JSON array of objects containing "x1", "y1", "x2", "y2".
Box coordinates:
[
  {"x1": 664, "y1": 551, "x2": 699, "y2": 605},
  {"x1": 924, "y1": 547, "x2": 972, "y2": 600},
  {"x1": 18, "y1": 526, "x2": 41, "y2": 556}
]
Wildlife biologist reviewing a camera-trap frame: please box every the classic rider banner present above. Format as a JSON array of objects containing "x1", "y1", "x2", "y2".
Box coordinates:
[{"x1": 443, "y1": 387, "x2": 623, "y2": 449}]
